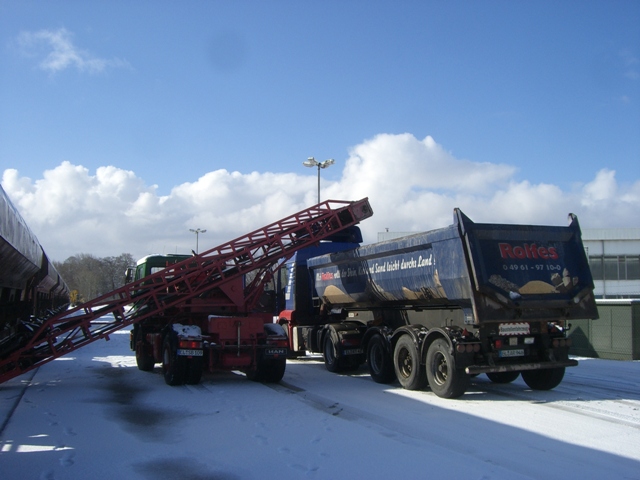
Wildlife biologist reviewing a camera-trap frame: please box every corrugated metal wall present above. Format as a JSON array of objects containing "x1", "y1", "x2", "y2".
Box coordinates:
[{"x1": 569, "y1": 300, "x2": 640, "y2": 360}]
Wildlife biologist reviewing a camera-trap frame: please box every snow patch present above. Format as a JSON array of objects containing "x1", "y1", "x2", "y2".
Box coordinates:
[{"x1": 172, "y1": 323, "x2": 202, "y2": 338}]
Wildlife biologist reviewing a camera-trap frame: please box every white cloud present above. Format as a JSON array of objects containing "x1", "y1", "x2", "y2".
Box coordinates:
[
  {"x1": 581, "y1": 169, "x2": 618, "y2": 206},
  {"x1": 2, "y1": 134, "x2": 638, "y2": 262},
  {"x1": 1, "y1": 162, "x2": 317, "y2": 260},
  {"x1": 15, "y1": 28, "x2": 128, "y2": 74}
]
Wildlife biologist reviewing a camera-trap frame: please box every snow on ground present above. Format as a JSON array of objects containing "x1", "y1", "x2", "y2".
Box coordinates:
[{"x1": 1, "y1": 324, "x2": 639, "y2": 480}]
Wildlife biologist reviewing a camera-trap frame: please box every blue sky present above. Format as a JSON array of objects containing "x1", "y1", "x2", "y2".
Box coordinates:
[{"x1": 1, "y1": 1, "x2": 639, "y2": 261}]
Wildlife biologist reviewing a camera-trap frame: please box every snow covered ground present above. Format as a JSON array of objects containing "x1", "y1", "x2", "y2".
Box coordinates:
[{"x1": 1, "y1": 324, "x2": 639, "y2": 480}]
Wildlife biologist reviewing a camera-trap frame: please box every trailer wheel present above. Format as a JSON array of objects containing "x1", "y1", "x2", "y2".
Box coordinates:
[
  {"x1": 162, "y1": 332, "x2": 187, "y2": 386},
  {"x1": 263, "y1": 357, "x2": 286, "y2": 383},
  {"x1": 185, "y1": 357, "x2": 203, "y2": 385},
  {"x1": 247, "y1": 357, "x2": 286, "y2": 383},
  {"x1": 393, "y1": 335, "x2": 427, "y2": 390},
  {"x1": 323, "y1": 332, "x2": 344, "y2": 373},
  {"x1": 486, "y1": 371, "x2": 520, "y2": 384},
  {"x1": 426, "y1": 338, "x2": 469, "y2": 398},
  {"x1": 367, "y1": 335, "x2": 395, "y2": 384},
  {"x1": 521, "y1": 367, "x2": 565, "y2": 390}
]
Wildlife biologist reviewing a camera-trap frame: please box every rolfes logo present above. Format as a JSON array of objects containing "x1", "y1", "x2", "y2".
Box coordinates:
[{"x1": 499, "y1": 243, "x2": 558, "y2": 260}]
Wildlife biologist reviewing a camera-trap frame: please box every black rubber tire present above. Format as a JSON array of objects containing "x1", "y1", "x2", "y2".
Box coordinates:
[
  {"x1": 486, "y1": 371, "x2": 521, "y2": 384},
  {"x1": 245, "y1": 365, "x2": 263, "y2": 382},
  {"x1": 323, "y1": 332, "x2": 344, "y2": 373},
  {"x1": 162, "y1": 332, "x2": 187, "y2": 386},
  {"x1": 367, "y1": 335, "x2": 396, "y2": 384},
  {"x1": 425, "y1": 338, "x2": 469, "y2": 399},
  {"x1": 521, "y1": 368, "x2": 565, "y2": 390},
  {"x1": 247, "y1": 357, "x2": 286, "y2": 383},
  {"x1": 185, "y1": 356, "x2": 203, "y2": 385},
  {"x1": 135, "y1": 341, "x2": 156, "y2": 372},
  {"x1": 393, "y1": 335, "x2": 427, "y2": 390},
  {"x1": 263, "y1": 357, "x2": 287, "y2": 383},
  {"x1": 340, "y1": 357, "x2": 361, "y2": 371}
]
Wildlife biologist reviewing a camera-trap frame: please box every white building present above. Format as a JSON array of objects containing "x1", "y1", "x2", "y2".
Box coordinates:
[{"x1": 583, "y1": 228, "x2": 640, "y2": 299}]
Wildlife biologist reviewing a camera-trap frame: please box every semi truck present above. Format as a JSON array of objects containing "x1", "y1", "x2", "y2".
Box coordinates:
[{"x1": 278, "y1": 208, "x2": 598, "y2": 398}]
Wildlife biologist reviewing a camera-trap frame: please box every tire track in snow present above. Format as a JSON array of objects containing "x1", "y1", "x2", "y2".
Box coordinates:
[{"x1": 468, "y1": 376, "x2": 640, "y2": 430}]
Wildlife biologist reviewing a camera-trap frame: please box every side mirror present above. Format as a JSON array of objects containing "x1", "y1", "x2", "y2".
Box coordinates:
[{"x1": 124, "y1": 266, "x2": 135, "y2": 284}]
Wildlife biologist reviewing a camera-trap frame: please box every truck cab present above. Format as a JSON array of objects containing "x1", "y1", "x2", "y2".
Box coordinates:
[
  {"x1": 126, "y1": 254, "x2": 191, "y2": 283},
  {"x1": 278, "y1": 226, "x2": 364, "y2": 354}
]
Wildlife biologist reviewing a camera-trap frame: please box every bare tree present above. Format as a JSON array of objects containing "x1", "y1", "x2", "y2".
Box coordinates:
[{"x1": 54, "y1": 253, "x2": 135, "y2": 303}]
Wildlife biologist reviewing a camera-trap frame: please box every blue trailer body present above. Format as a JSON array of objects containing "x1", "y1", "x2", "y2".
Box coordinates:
[
  {"x1": 307, "y1": 209, "x2": 597, "y2": 324},
  {"x1": 308, "y1": 221, "x2": 471, "y2": 310}
]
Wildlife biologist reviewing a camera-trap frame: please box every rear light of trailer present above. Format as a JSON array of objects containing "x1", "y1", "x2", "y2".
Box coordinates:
[
  {"x1": 456, "y1": 343, "x2": 481, "y2": 353},
  {"x1": 179, "y1": 340, "x2": 202, "y2": 349},
  {"x1": 492, "y1": 337, "x2": 537, "y2": 351},
  {"x1": 552, "y1": 338, "x2": 572, "y2": 348}
]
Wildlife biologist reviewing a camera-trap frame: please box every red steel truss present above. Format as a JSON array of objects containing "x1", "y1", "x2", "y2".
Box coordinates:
[{"x1": 0, "y1": 198, "x2": 372, "y2": 384}]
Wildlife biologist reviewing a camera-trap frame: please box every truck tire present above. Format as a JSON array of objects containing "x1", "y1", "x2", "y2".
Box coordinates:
[
  {"x1": 323, "y1": 332, "x2": 344, "y2": 373},
  {"x1": 367, "y1": 335, "x2": 395, "y2": 384},
  {"x1": 263, "y1": 357, "x2": 286, "y2": 383},
  {"x1": 247, "y1": 357, "x2": 286, "y2": 383},
  {"x1": 162, "y1": 332, "x2": 187, "y2": 386},
  {"x1": 425, "y1": 338, "x2": 469, "y2": 398},
  {"x1": 521, "y1": 367, "x2": 565, "y2": 390},
  {"x1": 393, "y1": 335, "x2": 427, "y2": 390},
  {"x1": 135, "y1": 343, "x2": 156, "y2": 372},
  {"x1": 185, "y1": 357, "x2": 203, "y2": 385},
  {"x1": 245, "y1": 365, "x2": 263, "y2": 382},
  {"x1": 486, "y1": 371, "x2": 520, "y2": 384}
]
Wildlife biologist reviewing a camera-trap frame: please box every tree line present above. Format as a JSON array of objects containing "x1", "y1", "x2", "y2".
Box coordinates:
[{"x1": 53, "y1": 253, "x2": 135, "y2": 304}]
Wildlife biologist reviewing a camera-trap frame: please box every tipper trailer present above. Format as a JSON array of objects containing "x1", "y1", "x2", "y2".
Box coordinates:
[
  {"x1": 278, "y1": 209, "x2": 598, "y2": 398},
  {"x1": 0, "y1": 199, "x2": 373, "y2": 386}
]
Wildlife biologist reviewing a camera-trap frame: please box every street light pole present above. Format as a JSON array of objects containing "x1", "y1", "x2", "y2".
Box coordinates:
[
  {"x1": 303, "y1": 157, "x2": 335, "y2": 204},
  {"x1": 189, "y1": 228, "x2": 207, "y2": 254}
]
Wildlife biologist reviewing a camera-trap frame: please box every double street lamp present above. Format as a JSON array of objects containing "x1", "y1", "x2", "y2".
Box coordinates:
[
  {"x1": 189, "y1": 228, "x2": 207, "y2": 254},
  {"x1": 303, "y1": 157, "x2": 335, "y2": 204}
]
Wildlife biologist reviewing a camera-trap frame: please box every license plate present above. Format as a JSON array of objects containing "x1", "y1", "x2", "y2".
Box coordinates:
[
  {"x1": 265, "y1": 348, "x2": 287, "y2": 356},
  {"x1": 343, "y1": 348, "x2": 364, "y2": 355},
  {"x1": 499, "y1": 349, "x2": 524, "y2": 358},
  {"x1": 177, "y1": 349, "x2": 203, "y2": 357}
]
